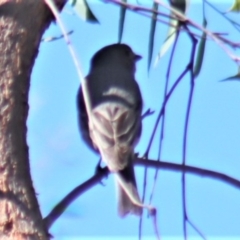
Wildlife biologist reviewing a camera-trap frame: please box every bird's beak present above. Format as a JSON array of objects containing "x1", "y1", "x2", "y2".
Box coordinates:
[{"x1": 134, "y1": 54, "x2": 142, "y2": 61}]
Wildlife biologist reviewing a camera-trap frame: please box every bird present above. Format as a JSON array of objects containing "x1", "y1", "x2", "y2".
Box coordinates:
[{"x1": 77, "y1": 43, "x2": 143, "y2": 217}]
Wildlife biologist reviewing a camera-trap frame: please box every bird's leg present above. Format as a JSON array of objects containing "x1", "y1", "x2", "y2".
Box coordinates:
[{"x1": 95, "y1": 157, "x2": 107, "y2": 186}]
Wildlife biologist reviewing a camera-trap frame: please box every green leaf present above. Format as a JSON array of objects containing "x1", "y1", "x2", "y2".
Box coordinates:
[
  {"x1": 71, "y1": 0, "x2": 99, "y2": 23},
  {"x1": 148, "y1": 2, "x2": 158, "y2": 71},
  {"x1": 118, "y1": 0, "x2": 127, "y2": 43},
  {"x1": 170, "y1": 0, "x2": 187, "y2": 13},
  {"x1": 229, "y1": 0, "x2": 240, "y2": 12},
  {"x1": 154, "y1": 0, "x2": 188, "y2": 66},
  {"x1": 194, "y1": 18, "x2": 207, "y2": 78},
  {"x1": 154, "y1": 20, "x2": 178, "y2": 66},
  {"x1": 220, "y1": 68, "x2": 240, "y2": 82}
]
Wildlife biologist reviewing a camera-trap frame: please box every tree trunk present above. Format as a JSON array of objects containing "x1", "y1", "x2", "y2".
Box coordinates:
[{"x1": 0, "y1": 0, "x2": 65, "y2": 239}]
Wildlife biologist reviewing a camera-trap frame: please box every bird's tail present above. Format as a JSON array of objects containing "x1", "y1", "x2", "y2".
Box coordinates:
[{"x1": 115, "y1": 156, "x2": 142, "y2": 217}]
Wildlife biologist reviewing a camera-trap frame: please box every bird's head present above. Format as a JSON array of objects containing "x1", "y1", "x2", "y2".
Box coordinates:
[{"x1": 91, "y1": 44, "x2": 141, "y2": 72}]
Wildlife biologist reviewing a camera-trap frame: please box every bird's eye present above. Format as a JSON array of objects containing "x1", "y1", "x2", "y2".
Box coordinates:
[{"x1": 124, "y1": 48, "x2": 132, "y2": 58}]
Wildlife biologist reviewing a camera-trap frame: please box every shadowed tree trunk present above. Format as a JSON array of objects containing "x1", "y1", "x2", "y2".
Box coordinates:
[{"x1": 0, "y1": 0, "x2": 65, "y2": 239}]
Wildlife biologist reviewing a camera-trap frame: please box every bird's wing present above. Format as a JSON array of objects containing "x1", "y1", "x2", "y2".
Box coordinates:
[{"x1": 89, "y1": 101, "x2": 139, "y2": 172}]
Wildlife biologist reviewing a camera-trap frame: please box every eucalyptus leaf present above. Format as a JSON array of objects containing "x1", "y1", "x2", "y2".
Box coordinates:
[
  {"x1": 229, "y1": 0, "x2": 240, "y2": 12},
  {"x1": 170, "y1": 0, "x2": 186, "y2": 13},
  {"x1": 148, "y1": 2, "x2": 158, "y2": 71},
  {"x1": 154, "y1": 20, "x2": 178, "y2": 66},
  {"x1": 194, "y1": 18, "x2": 207, "y2": 78},
  {"x1": 118, "y1": 0, "x2": 127, "y2": 43},
  {"x1": 220, "y1": 73, "x2": 240, "y2": 82},
  {"x1": 71, "y1": 0, "x2": 99, "y2": 23},
  {"x1": 154, "y1": 0, "x2": 188, "y2": 66},
  {"x1": 220, "y1": 67, "x2": 240, "y2": 82}
]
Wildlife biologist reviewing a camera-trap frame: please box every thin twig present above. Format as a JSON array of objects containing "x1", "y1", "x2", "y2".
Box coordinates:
[
  {"x1": 44, "y1": 158, "x2": 240, "y2": 230},
  {"x1": 144, "y1": 61, "x2": 190, "y2": 157},
  {"x1": 41, "y1": 30, "x2": 74, "y2": 42},
  {"x1": 104, "y1": 0, "x2": 175, "y2": 20},
  {"x1": 43, "y1": 167, "x2": 109, "y2": 229},
  {"x1": 187, "y1": 218, "x2": 207, "y2": 240},
  {"x1": 155, "y1": 0, "x2": 240, "y2": 62},
  {"x1": 107, "y1": 0, "x2": 206, "y2": 40},
  {"x1": 44, "y1": 0, "x2": 93, "y2": 130},
  {"x1": 181, "y1": 24, "x2": 198, "y2": 239},
  {"x1": 139, "y1": 159, "x2": 148, "y2": 240},
  {"x1": 205, "y1": 0, "x2": 240, "y2": 32},
  {"x1": 148, "y1": 26, "x2": 181, "y2": 206},
  {"x1": 136, "y1": 159, "x2": 240, "y2": 189},
  {"x1": 105, "y1": 0, "x2": 240, "y2": 61}
]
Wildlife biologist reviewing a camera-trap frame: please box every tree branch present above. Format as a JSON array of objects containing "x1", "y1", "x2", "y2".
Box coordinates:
[{"x1": 44, "y1": 158, "x2": 240, "y2": 229}]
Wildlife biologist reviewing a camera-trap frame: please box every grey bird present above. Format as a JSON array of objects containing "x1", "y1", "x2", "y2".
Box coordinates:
[{"x1": 77, "y1": 43, "x2": 143, "y2": 217}]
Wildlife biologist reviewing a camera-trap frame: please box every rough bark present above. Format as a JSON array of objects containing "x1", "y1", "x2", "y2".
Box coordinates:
[{"x1": 0, "y1": 0, "x2": 65, "y2": 239}]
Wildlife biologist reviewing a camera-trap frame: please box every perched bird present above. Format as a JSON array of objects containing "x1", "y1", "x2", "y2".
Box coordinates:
[{"x1": 77, "y1": 43, "x2": 143, "y2": 217}]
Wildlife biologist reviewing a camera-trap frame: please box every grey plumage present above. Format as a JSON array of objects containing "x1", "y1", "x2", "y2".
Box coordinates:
[{"x1": 77, "y1": 44, "x2": 143, "y2": 217}]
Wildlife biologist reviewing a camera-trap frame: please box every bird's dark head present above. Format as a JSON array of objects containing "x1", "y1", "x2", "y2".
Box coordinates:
[{"x1": 91, "y1": 44, "x2": 141, "y2": 71}]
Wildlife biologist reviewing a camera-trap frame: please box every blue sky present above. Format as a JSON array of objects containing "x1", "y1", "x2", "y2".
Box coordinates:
[{"x1": 28, "y1": 0, "x2": 240, "y2": 239}]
